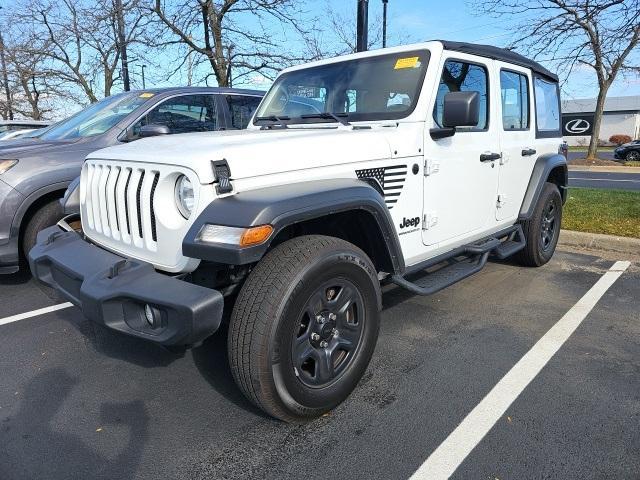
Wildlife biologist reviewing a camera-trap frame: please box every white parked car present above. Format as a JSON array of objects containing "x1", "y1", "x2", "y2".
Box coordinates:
[{"x1": 30, "y1": 41, "x2": 567, "y2": 422}]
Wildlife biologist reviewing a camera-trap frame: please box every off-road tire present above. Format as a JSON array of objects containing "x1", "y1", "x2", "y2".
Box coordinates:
[
  {"x1": 228, "y1": 235, "x2": 381, "y2": 423},
  {"x1": 515, "y1": 182, "x2": 562, "y2": 267},
  {"x1": 22, "y1": 200, "x2": 63, "y2": 256}
]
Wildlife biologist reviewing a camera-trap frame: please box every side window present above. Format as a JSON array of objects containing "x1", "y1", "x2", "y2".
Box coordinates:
[
  {"x1": 132, "y1": 95, "x2": 218, "y2": 137},
  {"x1": 500, "y1": 70, "x2": 529, "y2": 130},
  {"x1": 226, "y1": 95, "x2": 262, "y2": 129},
  {"x1": 433, "y1": 60, "x2": 489, "y2": 130},
  {"x1": 534, "y1": 77, "x2": 560, "y2": 132}
]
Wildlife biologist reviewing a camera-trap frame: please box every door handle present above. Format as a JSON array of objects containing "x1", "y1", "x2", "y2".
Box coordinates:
[
  {"x1": 522, "y1": 148, "x2": 537, "y2": 156},
  {"x1": 480, "y1": 152, "x2": 501, "y2": 162}
]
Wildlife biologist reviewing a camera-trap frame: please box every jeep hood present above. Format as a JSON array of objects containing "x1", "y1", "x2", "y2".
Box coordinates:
[{"x1": 88, "y1": 128, "x2": 393, "y2": 184}]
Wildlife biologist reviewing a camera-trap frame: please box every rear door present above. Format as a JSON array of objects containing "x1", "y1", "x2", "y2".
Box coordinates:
[
  {"x1": 422, "y1": 54, "x2": 500, "y2": 246},
  {"x1": 222, "y1": 94, "x2": 263, "y2": 129},
  {"x1": 495, "y1": 63, "x2": 536, "y2": 221}
]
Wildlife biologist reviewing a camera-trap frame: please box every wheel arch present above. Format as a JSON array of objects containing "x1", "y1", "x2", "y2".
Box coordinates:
[
  {"x1": 182, "y1": 179, "x2": 405, "y2": 274},
  {"x1": 519, "y1": 153, "x2": 568, "y2": 221},
  {"x1": 13, "y1": 182, "x2": 69, "y2": 254}
]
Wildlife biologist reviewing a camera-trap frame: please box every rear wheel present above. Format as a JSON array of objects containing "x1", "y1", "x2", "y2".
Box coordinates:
[
  {"x1": 22, "y1": 200, "x2": 63, "y2": 256},
  {"x1": 228, "y1": 235, "x2": 381, "y2": 422},
  {"x1": 515, "y1": 182, "x2": 562, "y2": 267}
]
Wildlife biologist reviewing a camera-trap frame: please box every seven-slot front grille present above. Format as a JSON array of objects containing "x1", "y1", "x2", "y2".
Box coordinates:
[{"x1": 82, "y1": 162, "x2": 160, "y2": 251}]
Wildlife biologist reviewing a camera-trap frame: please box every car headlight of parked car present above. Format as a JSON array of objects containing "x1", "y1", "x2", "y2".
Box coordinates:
[
  {"x1": 175, "y1": 174, "x2": 194, "y2": 219},
  {"x1": 0, "y1": 159, "x2": 18, "y2": 174}
]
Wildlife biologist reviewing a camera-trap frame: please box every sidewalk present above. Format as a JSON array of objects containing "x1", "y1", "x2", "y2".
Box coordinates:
[{"x1": 568, "y1": 165, "x2": 640, "y2": 173}]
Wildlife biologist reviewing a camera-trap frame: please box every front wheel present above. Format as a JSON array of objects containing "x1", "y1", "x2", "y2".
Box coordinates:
[
  {"x1": 515, "y1": 182, "x2": 563, "y2": 267},
  {"x1": 625, "y1": 150, "x2": 640, "y2": 162},
  {"x1": 228, "y1": 235, "x2": 381, "y2": 422}
]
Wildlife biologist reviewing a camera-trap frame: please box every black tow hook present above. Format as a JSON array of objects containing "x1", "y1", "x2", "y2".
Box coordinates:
[
  {"x1": 46, "y1": 231, "x2": 65, "y2": 245},
  {"x1": 108, "y1": 259, "x2": 129, "y2": 279}
]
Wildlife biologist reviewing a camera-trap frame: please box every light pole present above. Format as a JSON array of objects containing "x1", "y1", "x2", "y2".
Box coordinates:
[
  {"x1": 382, "y1": 0, "x2": 388, "y2": 48},
  {"x1": 356, "y1": 0, "x2": 369, "y2": 52},
  {"x1": 0, "y1": 6, "x2": 13, "y2": 120},
  {"x1": 114, "y1": 0, "x2": 130, "y2": 91},
  {"x1": 141, "y1": 65, "x2": 146, "y2": 89}
]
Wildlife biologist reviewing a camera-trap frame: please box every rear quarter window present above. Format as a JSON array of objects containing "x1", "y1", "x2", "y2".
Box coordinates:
[{"x1": 534, "y1": 77, "x2": 561, "y2": 135}]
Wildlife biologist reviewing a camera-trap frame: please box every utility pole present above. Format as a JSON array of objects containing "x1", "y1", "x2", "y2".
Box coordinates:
[
  {"x1": 114, "y1": 0, "x2": 130, "y2": 91},
  {"x1": 141, "y1": 65, "x2": 146, "y2": 89},
  {"x1": 0, "y1": 7, "x2": 13, "y2": 120},
  {"x1": 382, "y1": 0, "x2": 388, "y2": 48},
  {"x1": 356, "y1": 0, "x2": 369, "y2": 52}
]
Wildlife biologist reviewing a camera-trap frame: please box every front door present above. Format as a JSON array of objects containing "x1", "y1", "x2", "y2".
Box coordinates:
[{"x1": 422, "y1": 55, "x2": 500, "y2": 246}]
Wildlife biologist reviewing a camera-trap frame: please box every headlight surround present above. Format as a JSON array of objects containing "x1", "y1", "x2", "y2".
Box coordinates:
[
  {"x1": 175, "y1": 174, "x2": 194, "y2": 219},
  {"x1": 0, "y1": 159, "x2": 18, "y2": 174}
]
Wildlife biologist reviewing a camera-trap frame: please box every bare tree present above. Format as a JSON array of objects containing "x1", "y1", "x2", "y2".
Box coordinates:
[
  {"x1": 11, "y1": 0, "x2": 155, "y2": 104},
  {"x1": 152, "y1": 0, "x2": 314, "y2": 87},
  {"x1": 475, "y1": 0, "x2": 640, "y2": 160}
]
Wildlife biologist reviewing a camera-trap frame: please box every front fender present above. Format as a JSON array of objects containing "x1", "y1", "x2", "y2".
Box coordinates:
[{"x1": 182, "y1": 178, "x2": 404, "y2": 272}]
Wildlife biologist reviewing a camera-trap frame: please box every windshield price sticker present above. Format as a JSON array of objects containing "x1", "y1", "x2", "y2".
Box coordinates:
[{"x1": 394, "y1": 57, "x2": 420, "y2": 69}]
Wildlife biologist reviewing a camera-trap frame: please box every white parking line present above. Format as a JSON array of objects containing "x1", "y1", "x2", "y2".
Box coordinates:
[
  {"x1": 0, "y1": 302, "x2": 74, "y2": 327},
  {"x1": 410, "y1": 260, "x2": 631, "y2": 480}
]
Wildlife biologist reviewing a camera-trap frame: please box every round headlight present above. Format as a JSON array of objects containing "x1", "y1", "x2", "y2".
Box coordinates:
[{"x1": 175, "y1": 175, "x2": 194, "y2": 219}]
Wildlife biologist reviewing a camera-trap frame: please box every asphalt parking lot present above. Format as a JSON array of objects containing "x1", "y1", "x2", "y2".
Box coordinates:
[{"x1": 1, "y1": 249, "x2": 638, "y2": 480}]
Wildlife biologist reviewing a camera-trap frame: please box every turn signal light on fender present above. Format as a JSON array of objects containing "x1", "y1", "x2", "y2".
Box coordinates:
[{"x1": 240, "y1": 225, "x2": 273, "y2": 247}]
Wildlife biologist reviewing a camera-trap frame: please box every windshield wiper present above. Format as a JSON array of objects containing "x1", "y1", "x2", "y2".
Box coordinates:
[
  {"x1": 301, "y1": 112, "x2": 351, "y2": 126},
  {"x1": 254, "y1": 115, "x2": 291, "y2": 128}
]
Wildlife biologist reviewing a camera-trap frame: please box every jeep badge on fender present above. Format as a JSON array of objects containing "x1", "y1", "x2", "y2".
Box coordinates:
[
  {"x1": 30, "y1": 40, "x2": 566, "y2": 423},
  {"x1": 400, "y1": 217, "x2": 420, "y2": 229}
]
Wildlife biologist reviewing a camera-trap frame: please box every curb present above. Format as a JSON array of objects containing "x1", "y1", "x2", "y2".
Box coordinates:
[
  {"x1": 558, "y1": 230, "x2": 640, "y2": 255},
  {"x1": 568, "y1": 165, "x2": 640, "y2": 173}
]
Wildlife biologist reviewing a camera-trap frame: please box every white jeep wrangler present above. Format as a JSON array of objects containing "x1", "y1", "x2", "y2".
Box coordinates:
[{"x1": 30, "y1": 41, "x2": 567, "y2": 422}]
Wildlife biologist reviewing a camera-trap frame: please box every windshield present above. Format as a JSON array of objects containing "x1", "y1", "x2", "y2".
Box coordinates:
[
  {"x1": 254, "y1": 50, "x2": 430, "y2": 125},
  {"x1": 39, "y1": 93, "x2": 151, "y2": 140}
]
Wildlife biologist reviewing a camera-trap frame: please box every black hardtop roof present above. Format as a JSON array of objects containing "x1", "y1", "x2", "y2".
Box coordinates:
[
  {"x1": 127, "y1": 86, "x2": 266, "y2": 97},
  {"x1": 438, "y1": 40, "x2": 558, "y2": 82}
]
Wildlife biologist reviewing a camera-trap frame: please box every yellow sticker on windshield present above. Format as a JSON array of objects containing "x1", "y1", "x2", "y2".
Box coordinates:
[
  {"x1": 139, "y1": 92, "x2": 155, "y2": 98},
  {"x1": 394, "y1": 57, "x2": 420, "y2": 69}
]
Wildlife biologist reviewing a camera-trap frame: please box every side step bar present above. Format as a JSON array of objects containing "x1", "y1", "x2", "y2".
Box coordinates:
[{"x1": 391, "y1": 225, "x2": 525, "y2": 296}]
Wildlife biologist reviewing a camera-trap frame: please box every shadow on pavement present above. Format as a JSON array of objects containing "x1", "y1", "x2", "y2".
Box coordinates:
[
  {"x1": 0, "y1": 368, "x2": 149, "y2": 480},
  {"x1": 192, "y1": 324, "x2": 268, "y2": 419}
]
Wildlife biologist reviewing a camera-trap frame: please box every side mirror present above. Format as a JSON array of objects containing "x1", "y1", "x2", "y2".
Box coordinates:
[
  {"x1": 430, "y1": 91, "x2": 480, "y2": 140},
  {"x1": 139, "y1": 124, "x2": 170, "y2": 138}
]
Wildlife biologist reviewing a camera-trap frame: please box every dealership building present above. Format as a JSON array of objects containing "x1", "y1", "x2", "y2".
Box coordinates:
[{"x1": 561, "y1": 95, "x2": 640, "y2": 146}]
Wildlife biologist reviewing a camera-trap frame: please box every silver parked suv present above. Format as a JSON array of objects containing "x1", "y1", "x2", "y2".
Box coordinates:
[{"x1": 0, "y1": 87, "x2": 263, "y2": 273}]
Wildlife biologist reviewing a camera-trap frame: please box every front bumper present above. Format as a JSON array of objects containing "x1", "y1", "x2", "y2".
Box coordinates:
[
  {"x1": 614, "y1": 149, "x2": 625, "y2": 160},
  {"x1": 29, "y1": 225, "x2": 224, "y2": 346}
]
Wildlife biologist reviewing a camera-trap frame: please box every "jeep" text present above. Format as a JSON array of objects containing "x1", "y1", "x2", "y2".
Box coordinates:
[{"x1": 399, "y1": 217, "x2": 420, "y2": 229}]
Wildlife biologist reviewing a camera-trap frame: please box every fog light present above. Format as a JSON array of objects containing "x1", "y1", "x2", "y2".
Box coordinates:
[{"x1": 144, "y1": 304, "x2": 156, "y2": 326}]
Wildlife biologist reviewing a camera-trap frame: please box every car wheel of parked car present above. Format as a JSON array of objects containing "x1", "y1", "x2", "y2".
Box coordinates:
[
  {"x1": 228, "y1": 235, "x2": 381, "y2": 423},
  {"x1": 22, "y1": 200, "x2": 63, "y2": 256},
  {"x1": 626, "y1": 150, "x2": 640, "y2": 162},
  {"x1": 515, "y1": 182, "x2": 562, "y2": 267}
]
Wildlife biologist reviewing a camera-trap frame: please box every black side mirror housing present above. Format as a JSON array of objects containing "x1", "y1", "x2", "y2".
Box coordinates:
[
  {"x1": 430, "y1": 91, "x2": 480, "y2": 140},
  {"x1": 139, "y1": 124, "x2": 170, "y2": 138}
]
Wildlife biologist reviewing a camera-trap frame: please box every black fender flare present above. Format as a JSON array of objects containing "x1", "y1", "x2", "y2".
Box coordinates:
[
  {"x1": 519, "y1": 153, "x2": 567, "y2": 220},
  {"x1": 182, "y1": 178, "x2": 405, "y2": 273}
]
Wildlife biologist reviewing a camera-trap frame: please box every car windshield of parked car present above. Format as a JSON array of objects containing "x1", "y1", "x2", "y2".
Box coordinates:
[
  {"x1": 254, "y1": 50, "x2": 429, "y2": 125},
  {"x1": 39, "y1": 93, "x2": 150, "y2": 140}
]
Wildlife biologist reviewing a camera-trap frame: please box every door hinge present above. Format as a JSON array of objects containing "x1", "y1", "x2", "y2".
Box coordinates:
[
  {"x1": 500, "y1": 152, "x2": 509, "y2": 165},
  {"x1": 497, "y1": 194, "x2": 507, "y2": 208},
  {"x1": 424, "y1": 159, "x2": 440, "y2": 176},
  {"x1": 423, "y1": 212, "x2": 438, "y2": 230}
]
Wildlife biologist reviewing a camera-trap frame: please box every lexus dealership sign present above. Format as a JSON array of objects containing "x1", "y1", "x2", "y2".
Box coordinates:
[{"x1": 562, "y1": 113, "x2": 595, "y2": 136}]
